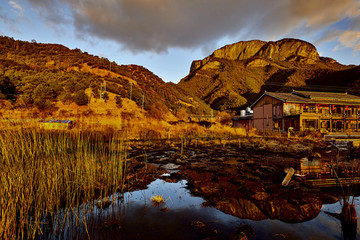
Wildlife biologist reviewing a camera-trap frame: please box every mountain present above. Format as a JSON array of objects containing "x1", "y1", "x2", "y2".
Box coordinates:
[
  {"x1": 2, "y1": 36, "x2": 360, "y2": 117},
  {"x1": 0, "y1": 36, "x2": 210, "y2": 115},
  {"x1": 178, "y1": 38, "x2": 360, "y2": 110}
]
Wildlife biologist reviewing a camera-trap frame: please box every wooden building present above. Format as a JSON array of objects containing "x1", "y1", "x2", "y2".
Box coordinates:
[{"x1": 247, "y1": 90, "x2": 360, "y2": 132}]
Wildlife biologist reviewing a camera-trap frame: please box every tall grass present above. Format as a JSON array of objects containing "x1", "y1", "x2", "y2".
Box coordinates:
[{"x1": 0, "y1": 120, "x2": 127, "y2": 239}]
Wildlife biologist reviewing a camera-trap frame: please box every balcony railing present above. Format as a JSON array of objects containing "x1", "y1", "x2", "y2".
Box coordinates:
[
  {"x1": 274, "y1": 109, "x2": 360, "y2": 118},
  {"x1": 283, "y1": 110, "x2": 300, "y2": 116},
  {"x1": 345, "y1": 114, "x2": 357, "y2": 118},
  {"x1": 302, "y1": 109, "x2": 317, "y2": 113}
]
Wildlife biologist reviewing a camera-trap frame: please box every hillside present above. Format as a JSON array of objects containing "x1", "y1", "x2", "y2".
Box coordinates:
[
  {"x1": 0, "y1": 36, "x2": 210, "y2": 117},
  {"x1": 178, "y1": 38, "x2": 360, "y2": 110}
]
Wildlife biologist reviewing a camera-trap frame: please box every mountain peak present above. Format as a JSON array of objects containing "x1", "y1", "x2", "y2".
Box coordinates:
[
  {"x1": 212, "y1": 38, "x2": 319, "y2": 63},
  {"x1": 179, "y1": 38, "x2": 358, "y2": 111}
]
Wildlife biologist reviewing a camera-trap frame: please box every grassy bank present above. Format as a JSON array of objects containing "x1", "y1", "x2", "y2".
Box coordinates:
[
  {"x1": 0, "y1": 117, "x2": 326, "y2": 239},
  {"x1": 0, "y1": 120, "x2": 127, "y2": 239}
]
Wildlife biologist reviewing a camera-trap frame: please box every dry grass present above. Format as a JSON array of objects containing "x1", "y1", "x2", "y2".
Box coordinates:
[{"x1": 0, "y1": 120, "x2": 127, "y2": 239}]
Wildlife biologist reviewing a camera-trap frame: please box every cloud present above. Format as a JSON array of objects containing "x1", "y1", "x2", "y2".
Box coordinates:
[
  {"x1": 25, "y1": 0, "x2": 72, "y2": 26},
  {"x1": 338, "y1": 30, "x2": 360, "y2": 50},
  {"x1": 9, "y1": 1, "x2": 23, "y2": 14},
  {"x1": 24, "y1": 0, "x2": 360, "y2": 53}
]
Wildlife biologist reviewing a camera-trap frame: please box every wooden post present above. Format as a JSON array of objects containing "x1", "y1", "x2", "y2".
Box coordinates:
[
  {"x1": 167, "y1": 130, "x2": 170, "y2": 145},
  {"x1": 180, "y1": 137, "x2": 184, "y2": 156},
  {"x1": 282, "y1": 168, "x2": 295, "y2": 186}
]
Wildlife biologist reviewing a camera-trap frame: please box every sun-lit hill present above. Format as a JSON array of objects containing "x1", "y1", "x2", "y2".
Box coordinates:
[
  {"x1": 178, "y1": 38, "x2": 360, "y2": 110},
  {"x1": 0, "y1": 36, "x2": 211, "y2": 118}
]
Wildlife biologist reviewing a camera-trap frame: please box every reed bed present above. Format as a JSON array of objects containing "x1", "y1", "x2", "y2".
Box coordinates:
[{"x1": 0, "y1": 120, "x2": 127, "y2": 239}]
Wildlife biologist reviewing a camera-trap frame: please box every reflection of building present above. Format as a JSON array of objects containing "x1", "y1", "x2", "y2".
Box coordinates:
[
  {"x1": 299, "y1": 157, "x2": 327, "y2": 177},
  {"x1": 234, "y1": 90, "x2": 360, "y2": 132}
]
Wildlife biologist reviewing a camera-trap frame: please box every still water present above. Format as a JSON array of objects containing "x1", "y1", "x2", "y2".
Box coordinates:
[{"x1": 51, "y1": 179, "x2": 360, "y2": 240}]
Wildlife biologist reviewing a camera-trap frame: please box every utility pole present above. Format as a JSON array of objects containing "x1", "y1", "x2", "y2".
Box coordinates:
[
  {"x1": 130, "y1": 82, "x2": 133, "y2": 100},
  {"x1": 88, "y1": 85, "x2": 91, "y2": 106},
  {"x1": 100, "y1": 83, "x2": 103, "y2": 100},
  {"x1": 142, "y1": 94, "x2": 145, "y2": 111}
]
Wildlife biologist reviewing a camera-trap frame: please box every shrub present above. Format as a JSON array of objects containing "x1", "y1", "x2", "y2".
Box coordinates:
[
  {"x1": 115, "y1": 95, "x2": 123, "y2": 108},
  {"x1": 147, "y1": 102, "x2": 168, "y2": 120},
  {"x1": 60, "y1": 92, "x2": 72, "y2": 104},
  {"x1": 217, "y1": 111, "x2": 232, "y2": 125},
  {"x1": 102, "y1": 92, "x2": 109, "y2": 102},
  {"x1": 33, "y1": 98, "x2": 54, "y2": 110},
  {"x1": 73, "y1": 90, "x2": 89, "y2": 106}
]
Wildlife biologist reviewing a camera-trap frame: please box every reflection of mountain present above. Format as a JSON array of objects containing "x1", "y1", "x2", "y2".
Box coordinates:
[
  {"x1": 214, "y1": 190, "x2": 322, "y2": 223},
  {"x1": 181, "y1": 149, "x2": 336, "y2": 223}
]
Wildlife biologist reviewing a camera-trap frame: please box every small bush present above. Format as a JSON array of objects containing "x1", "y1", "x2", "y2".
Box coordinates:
[
  {"x1": 115, "y1": 96, "x2": 123, "y2": 108},
  {"x1": 217, "y1": 111, "x2": 232, "y2": 125},
  {"x1": 147, "y1": 102, "x2": 168, "y2": 120},
  {"x1": 73, "y1": 90, "x2": 89, "y2": 106},
  {"x1": 33, "y1": 98, "x2": 54, "y2": 110}
]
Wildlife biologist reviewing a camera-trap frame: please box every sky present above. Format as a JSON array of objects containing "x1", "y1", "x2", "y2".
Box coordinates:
[{"x1": 1, "y1": 0, "x2": 360, "y2": 83}]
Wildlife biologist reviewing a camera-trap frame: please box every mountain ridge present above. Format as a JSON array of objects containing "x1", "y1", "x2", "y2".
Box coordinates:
[
  {"x1": 1, "y1": 36, "x2": 359, "y2": 116},
  {"x1": 179, "y1": 38, "x2": 360, "y2": 110},
  {"x1": 0, "y1": 36, "x2": 211, "y2": 116}
]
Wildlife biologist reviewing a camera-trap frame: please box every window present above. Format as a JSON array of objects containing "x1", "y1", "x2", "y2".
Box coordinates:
[{"x1": 304, "y1": 119, "x2": 317, "y2": 129}]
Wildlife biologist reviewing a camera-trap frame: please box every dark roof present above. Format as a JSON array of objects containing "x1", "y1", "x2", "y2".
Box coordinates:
[
  {"x1": 39, "y1": 119, "x2": 73, "y2": 123},
  {"x1": 251, "y1": 90, "x2": 360, "y2": 107},
  {"x1": 232, "y1": 115, "x2": 253, "y2": 121}
]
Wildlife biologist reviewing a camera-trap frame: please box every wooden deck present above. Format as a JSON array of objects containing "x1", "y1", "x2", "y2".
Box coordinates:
[{"x1": 307, "y1": 177, "x2": 360, "y2": 188}]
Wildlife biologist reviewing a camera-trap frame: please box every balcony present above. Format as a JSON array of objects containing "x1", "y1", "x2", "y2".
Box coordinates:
[
  {"x1": 345, "y1": 114, "x2": 358, "y2": 118},
  {"x1": 302, "y1": 109, "x2": 317, "y2": 113},
  {"x1": 320, "y1": 113, "x2": 332, "y2": 119},
  {"x1": 283, "y1": 110, "x2": 300, "y2": 116}
]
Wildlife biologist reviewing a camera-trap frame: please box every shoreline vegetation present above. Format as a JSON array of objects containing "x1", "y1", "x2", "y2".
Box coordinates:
[
  {"x1": 0, "y1": 120, "x2": 128, "y2": 239},
  {"x1": 0, "y1": 116, "x2": 338, "y2": 239}
]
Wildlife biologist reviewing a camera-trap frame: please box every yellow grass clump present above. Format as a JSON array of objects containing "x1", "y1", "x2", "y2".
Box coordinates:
[
  {"x1": 0, "y1": 120, "x2": 127, "y2": 239},
  {"x1": 150, "y1": 195, "x2": 165, "y2": 205}
]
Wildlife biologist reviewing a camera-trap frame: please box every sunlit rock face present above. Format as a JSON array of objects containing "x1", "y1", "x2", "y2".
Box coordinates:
[
  {"x1": 213, "y1": 40, "x2": 267, "y2": 61},
  {"x1": 189, "y1": 38, "x2": 320, "y2": 72},
  {"x1": 255, "y1": 39, "x2": 320, "y2": 63},
  {"x1": 213, "y1": 39, "x2": 319, "y2": 63}
]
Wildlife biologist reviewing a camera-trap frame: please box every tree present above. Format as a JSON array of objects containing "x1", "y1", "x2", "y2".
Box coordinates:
[
  {"x1": 60, "y1": 92, "x2": 72, "y2": 104},
  {"x1": 33, "y1": 84, "x2": 57, "y2": 101},
  {"x1": 92, "y1": 88, "x2": 100, "y2": 99},
  {"x1": 73, "y1": 90, "x2": 89, "y2": 106},
  {"x1": 217, "y1": 111, "x2": 232, "y2": 125},
  {"x1": 147, "y1": 101, "x2": 168, "y2": 120},
  {"x1": 102, "y1": 92, "x2": 109, "y2": 102},
  {"x1": 34, "y1": 98, "x2": 54, "y2": 110},
  {"x1": 115, "y1": 95, "x2": 123, "y2": 108},
  {"x1": 0, "y1": 75, "x2": 17, "y2": 101}
]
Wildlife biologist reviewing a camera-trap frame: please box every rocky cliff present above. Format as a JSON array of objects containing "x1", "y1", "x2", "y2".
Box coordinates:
[{"x1": 178, "y1": 38, "x2": 360, "y2": 111}]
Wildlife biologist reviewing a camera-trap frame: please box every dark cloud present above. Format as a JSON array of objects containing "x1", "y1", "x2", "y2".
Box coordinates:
[{"x1": 25, "y1": 0, "x2": 360, "y2": 52}]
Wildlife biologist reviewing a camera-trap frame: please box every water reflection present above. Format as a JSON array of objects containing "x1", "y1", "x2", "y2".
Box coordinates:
[
  {"x1": 300, "y1": 156, "x2": 360, "y2": 180},
  {"x1": 43, "y1": 179, "x2": 360, "y2": 239}
]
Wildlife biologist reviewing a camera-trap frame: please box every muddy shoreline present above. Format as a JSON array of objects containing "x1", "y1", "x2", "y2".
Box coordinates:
[{"x1": 126, "y1": 138, "x2": 345, "y2": 224}]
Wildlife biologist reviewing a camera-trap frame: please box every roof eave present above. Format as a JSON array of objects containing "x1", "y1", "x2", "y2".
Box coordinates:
[{"x1": 250, "y1": 91, "x2": 286, "y2": 108}]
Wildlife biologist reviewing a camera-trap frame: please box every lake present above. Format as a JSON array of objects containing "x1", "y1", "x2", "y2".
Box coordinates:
[{"x1": 48, "y1": 177, "x2": 359, "y2": 240}]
